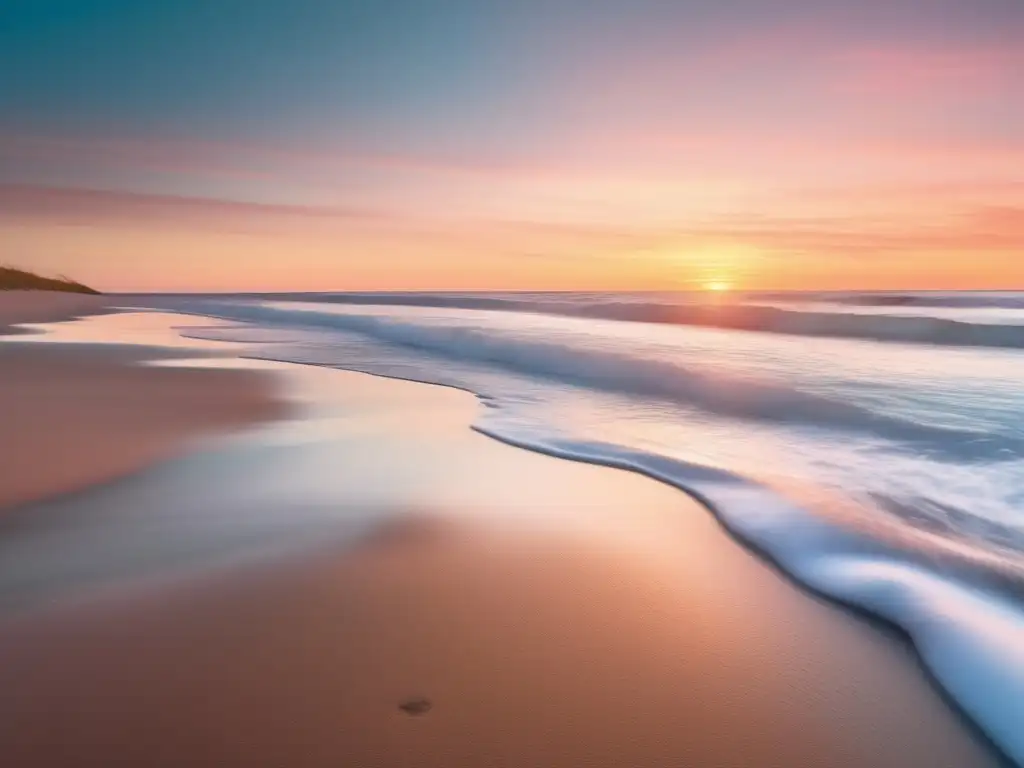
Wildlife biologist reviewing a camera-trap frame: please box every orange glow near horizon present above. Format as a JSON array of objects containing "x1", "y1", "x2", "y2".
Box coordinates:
[
  {"x1": 5, "y1": 212, "x2": 1021, "y2": 293},
  {"x1": 1, "y1": 162, "x2": 1022, "y2": 293}
]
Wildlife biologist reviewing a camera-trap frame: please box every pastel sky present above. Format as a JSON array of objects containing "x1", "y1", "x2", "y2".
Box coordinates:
[{"x1": 2, "y1": 0, "x2": 1022, "y2": 291}]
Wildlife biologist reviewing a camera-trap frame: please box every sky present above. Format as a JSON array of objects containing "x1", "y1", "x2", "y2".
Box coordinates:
[{"x1": 1, "y1": 0, "x2": 1022, "y2": 292}]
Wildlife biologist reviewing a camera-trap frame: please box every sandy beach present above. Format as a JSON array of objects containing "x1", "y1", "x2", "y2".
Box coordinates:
[
  {"x1": 0, "y1": 294, "x2": 1005, "y2": 767},
  {"x1": 0, "y1": 301, "x2": 287, "y2": 510}
]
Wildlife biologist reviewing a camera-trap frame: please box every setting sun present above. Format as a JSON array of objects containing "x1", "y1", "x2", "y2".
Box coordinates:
[{"x1": 704, "y1": 280, "x2": 732, "y2": 292}]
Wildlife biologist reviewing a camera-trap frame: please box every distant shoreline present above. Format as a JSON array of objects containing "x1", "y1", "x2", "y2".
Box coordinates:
[{"x1": 0, "y1": 267, "x2": 99, "y2": 295}]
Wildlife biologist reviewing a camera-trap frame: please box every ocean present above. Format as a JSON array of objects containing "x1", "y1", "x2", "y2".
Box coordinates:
[{"x1": 154, "y1": 289, "x2": 1024, "y2": 763}]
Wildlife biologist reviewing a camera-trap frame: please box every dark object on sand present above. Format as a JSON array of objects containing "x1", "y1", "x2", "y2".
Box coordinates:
[{"x1": 398, "y1": 697, "x2": 433, "y2": 716}]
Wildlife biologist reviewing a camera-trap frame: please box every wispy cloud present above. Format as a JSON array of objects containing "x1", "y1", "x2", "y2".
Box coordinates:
[
  {"x1": 0, "y1": 183, "x2": 391, "y2": 237},
  {"x1": 832, "y1": 43, "x2": 1023, "y2": 103}
]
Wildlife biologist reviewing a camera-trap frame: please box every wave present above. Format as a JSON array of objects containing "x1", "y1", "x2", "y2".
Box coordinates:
[
  {"x1": 570, "y1": 302, "x2": 1024, "y2": 349},
  {"x1": 471, "y1": 429, "x2": 1024, "y2": 767},
  {"x1": 281, "y1": 292, "x2": 1024, "y2": 350},
  {"x1": 182, "y1": 300, "x2": 1018, "y2": 460},
  {"x1": 763, "y1": 292, "x2": 1024, "y2": 309}
]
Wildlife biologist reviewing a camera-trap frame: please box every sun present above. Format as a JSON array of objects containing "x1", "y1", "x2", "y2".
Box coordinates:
[{"x1": 704, "y1": 280, "x2": 732, "y2": 293}]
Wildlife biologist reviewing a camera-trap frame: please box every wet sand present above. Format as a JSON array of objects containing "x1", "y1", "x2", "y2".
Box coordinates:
[
  {"x1": 0, "y1": 304, "x2": 288, "y2": 510},
  {"x1": 0, "y1": 302, "x2": 1006, "y2": 767},
  {"x1": 0, "y1": 290, "x2": 110, "y2": 335}
]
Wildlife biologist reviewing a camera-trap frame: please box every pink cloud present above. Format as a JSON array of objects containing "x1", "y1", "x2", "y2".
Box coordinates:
[
  {"x1": 0, "y1": 128, "x2": 578, "y2": 186},
  {"x1": 832, "y1": 43, "x2": 1023, "y2": 104},
  {"x1": 0, "y1": 183, "x2": 390, "y2": 239},
  {"x1": 0, "y1": 132, "x2": 283, "y2": 183}
]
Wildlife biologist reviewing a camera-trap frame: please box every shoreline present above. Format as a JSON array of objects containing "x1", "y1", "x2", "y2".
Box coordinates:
[{"x1": 0, "y1": 295, "x2": 1006, "y2": 767}]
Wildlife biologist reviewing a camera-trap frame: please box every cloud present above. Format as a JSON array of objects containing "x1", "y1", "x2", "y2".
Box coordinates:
[
  {"x1": 830, "y1": 42, "x2": 1024, "y2": 110},
  {"x1": 0, "y1": 183, "x2": 390, "y2": 236},
  {"x1": 672, "y1": 206, "x2": 1024, "y2": 260},
  {"x1": 3, "y1": 180, "x2": 1020, "y2": 263}
]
